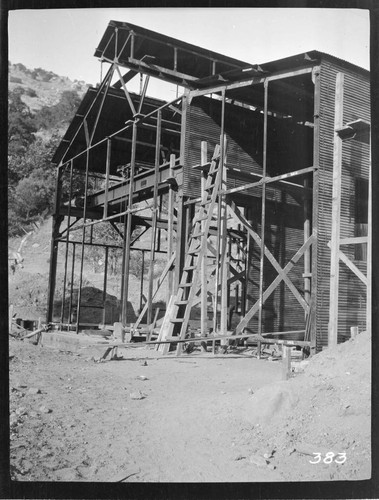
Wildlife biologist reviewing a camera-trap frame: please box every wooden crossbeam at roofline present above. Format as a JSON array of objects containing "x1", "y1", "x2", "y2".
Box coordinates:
[
  {"x1": 188, "y1": 66, "x2": 314, "y2": 98},
  {"x1": 100, "y1": 54, "x2": 198, "y2": 85}
]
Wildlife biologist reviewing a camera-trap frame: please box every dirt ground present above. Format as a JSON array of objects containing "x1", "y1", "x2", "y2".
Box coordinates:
[
  {"x1": 8, "y1": 220, "x2": 372, "y2": 484},
  {"x1": 8, "y1": 329, "x2": 371, "y2": 483}
]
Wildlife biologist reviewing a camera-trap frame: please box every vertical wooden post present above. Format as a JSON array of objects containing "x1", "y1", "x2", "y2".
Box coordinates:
[
  {"x1": 121, "y1": 121, "x2": 137, "y2": 326},
  {"x1": 103, "y1": 138, "x2": 111, "y2": 219},
  {"x1": 174, "y1": 93, "x2": 188, "y2": 293},
  {"x1": 214, "y1": 91, "x2": 226, "y2": 334},
  {"x1": 303, "y1": 178, "x2": 311, "y2": 311},
  {"x1": 350, "y1": 325, "x2": 359, "y2": 339},
  {"x1": 200, "y1": 141, "x2": 208, "y2": 336},
  {"x1": 166, "y1": 154, "x2": 175, "y2": 303},
  {"x1": 310, "y1": 66, "x2": 321, "y2": 354},
  {"x1": 220, "y1": 136, "x2": 228, "y2": 336},
  {"x1": 9, "y1": 304, "x2": 13, "y2": 333},
  {"x1": 46, "y1": 164, "x2": 64, "y2": 324},
  {"x1": 258, "y1": 80, "x2": 269, "y2": 338},
  {"x1": 76, "y1": 149, "x2": 91, "y2": 333},
  {"x1": 68, "y1": 242, "x2": 76, "y2": 325},
  {"x1": 366, "y1": 135, "x2": 372, "y2": 334},
  {"x1": 140, "y1": 250, "x2": 145, "y2": 313},
  {"x1": 61, "y1": 161, "x2": 74, "y2": 326},
  {"x1": 328, "y1": 72, "x2": 344, "y2": 347},
  {"x1": 102, "y1": 246, "x2": 109, "y2": 325},
  {"x1": 282, "y1": 345, "x2": 291, "y2": 380},
  {"x1": 147, "y1": 110, "x2": 162, "y2": 332}
]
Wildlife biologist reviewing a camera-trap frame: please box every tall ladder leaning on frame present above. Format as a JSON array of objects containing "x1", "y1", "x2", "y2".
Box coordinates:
[{"x1": 158, "y1": 143, "x2": 224, "y2": 355}]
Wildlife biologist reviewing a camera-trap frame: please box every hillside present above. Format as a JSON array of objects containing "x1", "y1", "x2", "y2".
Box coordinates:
[{"x1": 9, "y1": 62, "x2": 91, "y2": 112}]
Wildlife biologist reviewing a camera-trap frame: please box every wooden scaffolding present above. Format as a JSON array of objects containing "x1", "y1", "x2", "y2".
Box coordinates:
[{"x1": 46, "y1": 21, "x2": 371, "y2": 354}]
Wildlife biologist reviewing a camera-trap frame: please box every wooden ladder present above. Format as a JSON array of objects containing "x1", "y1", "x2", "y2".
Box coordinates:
[{"x1": 159, "y1": 144, "x2": 223, "y2": 354}]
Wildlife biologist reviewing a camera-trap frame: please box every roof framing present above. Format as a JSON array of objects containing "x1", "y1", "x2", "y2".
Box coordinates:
[{"x1": 94, "y1": 20, "x2": 265, "y2": 89}]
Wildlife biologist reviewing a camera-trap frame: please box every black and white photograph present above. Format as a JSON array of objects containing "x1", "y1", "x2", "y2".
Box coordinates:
[{"x1": 3, "y1": 2, "x2": 377, "y2": 496}]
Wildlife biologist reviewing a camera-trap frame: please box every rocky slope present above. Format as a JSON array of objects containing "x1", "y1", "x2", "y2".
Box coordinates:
[{"x1": 9, "y1": 62, "x2": 91, "y2": 111}]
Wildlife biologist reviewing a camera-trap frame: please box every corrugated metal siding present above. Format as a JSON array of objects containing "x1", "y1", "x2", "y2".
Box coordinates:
[
  {"x1": 183, "y1": 96, "x2": 264, "y2": 197},
  {"x1": 317, "y1": 59, "x2": 370, "y2": 350},
  {"x1": 245, "y1": 215, "x2": 305, "y2": 336}
]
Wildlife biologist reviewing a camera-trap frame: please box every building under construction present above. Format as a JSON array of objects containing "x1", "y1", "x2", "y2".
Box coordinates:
[{"x1": 47, "y1": 21, "x2": 371, "y2": 355}]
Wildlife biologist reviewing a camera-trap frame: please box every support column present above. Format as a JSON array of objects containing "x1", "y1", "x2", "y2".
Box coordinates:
[
  {"x1": 214, "y1": 90, "x2": 226, "y2": 334},
  {"x1": 310, "y1": 66, "x2": 321, "y2": 353},
  {"x1": 174, "y1": 93, "x2": 188, "y2": 293},
  {"x1": 303, "y1": 178, "x2": 311, "y2": 310},
  {"x1": 328, "y1": 72, "x2": 344, "y2": 347},
  {"x1": 258, "y1": 80, "x2": 269, "y2": 337},
  {"x1": 121, "y1": 122, "x2": 138, "y2": 326},
  {"x1": 103, "y1": 138, "x2": 111, "y2": 219},
  {"x1": 220, "y1": 136, "x2": 228, "y2": 335},
  {"x1": 46, "y1": 164, "x2": 64, "y2": 324},
  {"x1": 167, "y1": 154, "x2": 175, "y2": 303},
  {"x1": 60, "y1": 160, "x2": 74, "y2": 326},
  {"x1": 200, "y1": 141, "x2": 208, "y2": 336},
  {"x1": 147, "y1": 110, "x2": 162, "y2": 331},
  {"x1": 76, "y1": 150, "x2": 91, "y2": 333},
  {"x1": 366, "y1": 136, "x2": 372, "y2": 334}
]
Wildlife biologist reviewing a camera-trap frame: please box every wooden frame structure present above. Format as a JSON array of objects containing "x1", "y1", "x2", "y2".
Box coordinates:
[{"x1": 47, "y1": 21, "x2": 371, "y2": 353}]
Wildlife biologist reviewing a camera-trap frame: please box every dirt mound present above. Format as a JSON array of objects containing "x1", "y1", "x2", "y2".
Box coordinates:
[
  {"x1": 243, "y1": 331, "x2": 371, "y2": 481},
  {"x1": 52, "y1": 286, "x2": 132, "y2": 325}
]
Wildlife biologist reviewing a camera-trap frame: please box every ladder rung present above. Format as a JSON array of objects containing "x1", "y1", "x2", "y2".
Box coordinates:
[
  {"x1": 188, "y1": 247, "x2": 201, "y2": 254},
  {"x1": 175, "y1": 300, "x2": 189, "y2": 305},
  {"x1": 192, "y1": 232, "x2": 204, "y2": 238},
  {"x1": 205, "y1": 184, "x2": 216, "y2": 190},
  {"x1": 171, "y1": 318, "x2": 184, "y2": 323},
  {"x1": 184, "y1": 265, "x2": 196, "y2": 271},
  {"x1": 179, "y1": 283, "x2": 192, "y2": 288},
  {"x1": 201, "y1": 199, "x2": 212, "y2": 206}
]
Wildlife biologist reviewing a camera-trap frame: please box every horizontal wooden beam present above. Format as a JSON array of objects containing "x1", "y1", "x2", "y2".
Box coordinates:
[
  {"x1": 339, "y1": 236, "x2": 368, "y2": 245},
  {"x1": 222, "y1": 166, "x2": 315, "y2": 196},
  {"x1": 189, "y1": 66, "x2": 314, "y2": 99},
  {"x1": 90, "y1": 331, "x2": 310, "y2": 349}
]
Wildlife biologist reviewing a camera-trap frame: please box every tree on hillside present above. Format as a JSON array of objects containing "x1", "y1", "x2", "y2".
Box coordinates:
[
  {"x1": 8, "y1": 136, "x2": 60, "y2": 235},
  {"x1": 8, "y1": 134, "x2": 60, "y2": 186},
  {"x1": 35, "y1": 90, "x2": 82, "y2": 129},
  {"x1": 8, "y1": 87, "x2": 37, "y2": 156}
]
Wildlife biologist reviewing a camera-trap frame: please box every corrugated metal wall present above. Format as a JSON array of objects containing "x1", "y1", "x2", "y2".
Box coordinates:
[
  {"x1": 182, "y1": 96, "x2": 264, "y2": 197},
  {"x1": 317, "y1": 59, "x2": 370, "y2": 349},
  {"x1": 244, "y1": 206, "x2": 306, "y2": 336}
]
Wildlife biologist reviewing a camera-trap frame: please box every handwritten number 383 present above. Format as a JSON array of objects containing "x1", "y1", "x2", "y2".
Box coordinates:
[{"x1": 309, "y1": 452, "x2": 347, "y2": 464}]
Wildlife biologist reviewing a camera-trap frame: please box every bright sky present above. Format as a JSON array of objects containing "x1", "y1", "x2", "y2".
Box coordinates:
[{"x1": 8, "y1": 7, "x2": 370, "y2": 99}]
